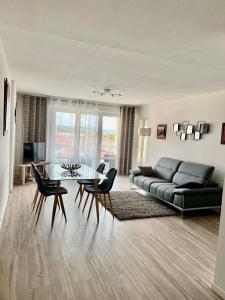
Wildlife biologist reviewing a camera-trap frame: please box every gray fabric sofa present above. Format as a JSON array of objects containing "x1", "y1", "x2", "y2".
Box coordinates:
[{"x1": 129, "y1": 157, "x2": 222, "y2": 217}]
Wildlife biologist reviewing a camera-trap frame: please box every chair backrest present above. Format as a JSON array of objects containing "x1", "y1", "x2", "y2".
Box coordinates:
[
  {"x1": 31, "y1": 163, "x2": 45, "y2": 194},
  {"x1": 99, "y1": 168, "x2": 117, "y2": 192},
  {"x1": 96, "y1": 163, "x2": 105, "y2": 174}
]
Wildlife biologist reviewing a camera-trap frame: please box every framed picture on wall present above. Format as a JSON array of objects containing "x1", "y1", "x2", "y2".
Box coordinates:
[
  {"x1": 180, "y1": 132, "x2": 186, "y2": 141},
  {"x1": 194, "y1": 131, "x2": 201, "y2": 140},
  {"x1": 3, "y1": 78, "x2": 10, "y2": 136},
  {"x1": 221, "y1": 123, "x2": 225, "y2": 144},
  {"x1": 186, "y1": 124, "x2": 193, "y2": 134},
  {"x1": 173, "y1": 123, "x2": 180, "y2": 132},
  {"x1": 157, "y1": 124, "x2": 167, "y2": 139}
]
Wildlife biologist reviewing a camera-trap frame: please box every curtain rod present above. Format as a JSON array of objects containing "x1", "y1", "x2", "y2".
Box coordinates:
[{"x1": 19, "y1": 92, "x2": 137, "y2": 108}]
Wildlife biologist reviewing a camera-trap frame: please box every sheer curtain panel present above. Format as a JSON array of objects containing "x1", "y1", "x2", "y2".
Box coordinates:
[{"x1": 47, "y1": 99, "x2": 99, "y2": 168}]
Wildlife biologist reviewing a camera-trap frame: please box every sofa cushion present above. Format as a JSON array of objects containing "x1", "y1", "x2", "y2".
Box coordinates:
[
  {"x1": 150, "y1": 182, "x2": 170, "y2": 195},
  {"x1": 156, "y1": 183, "x2": 177, "y2": 202},
  {"x1": 154, "y1": 157, "x2": 182, "y2": 181},
  {"x1": 172, "y1": 161, "x2": 214, "y2": 186},
  {"x1": 134, "y1": 175, "x2": 166, "y2": 192}
]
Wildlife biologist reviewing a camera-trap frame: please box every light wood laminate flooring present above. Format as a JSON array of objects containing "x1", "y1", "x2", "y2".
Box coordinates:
[{"x1": 0, "y1": 177, "x2": 221, "y2": 300}]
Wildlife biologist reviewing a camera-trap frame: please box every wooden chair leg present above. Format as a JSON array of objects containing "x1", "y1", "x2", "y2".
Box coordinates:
[
  {"x1": 103, "y1": 194, "x2": 107, "y2": 208},
  {"x1": 57, "y1": 200, "x2": 61, "y2": 210},
  {"x1": 82, "y1": 193, "x2": 90, "y2": 213},
  {"x1": 59, "y1": 195, "x2": 67, "y2": 222},
  {"x1": 98, "y1": 194, "x2": 102, "y2": 204},
  {"x1": 51, "y1": 195, "x2": 59, "y2": 228},
  {"x1": 108, "y1": 193, "x2": 113, "y2": 217},
  {"x1": 32, "y1": 187, "x2": 39, "y2": 207},
  {"x1": 75, "y1": 185, "x2": 82, "y2": 202},
  {"x1": 87, "y1": 195, "x2": 94, "y2": 221},
  {"x1": 78, "y1": 185, "x2": 85, "y2": 208},
  {"x1": 93, "y1": 180, "x2": 100, "y2": 222},
  {"x1": 35, "y1": 194, "x2": 43, "y2": 215},
  {"x1": 35, "y1": 196, "x2": 45, "y2": 226}
]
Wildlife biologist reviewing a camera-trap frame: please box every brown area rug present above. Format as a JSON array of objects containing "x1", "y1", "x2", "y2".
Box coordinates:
[{"x1": 106, "y1": 191, "x2": 177, "y2": 221}]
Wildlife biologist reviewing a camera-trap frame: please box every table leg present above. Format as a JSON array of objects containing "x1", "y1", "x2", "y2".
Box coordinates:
[
  {"x1": 51, "y1": 180, "x2": 60, "y2": 228},
  {"x1": 93, "y1": 179, "x2": 100, "y2": 223}
]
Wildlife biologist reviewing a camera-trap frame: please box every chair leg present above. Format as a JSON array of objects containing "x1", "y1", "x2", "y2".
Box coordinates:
[
  {"x1": 108, "y1": 193, "x2": 113, "y2": 217},
  {"x1": 59, "y1": 194, "x2": 67, "y2": 222},
  {"x1": 75, "y1": 185, "x2": 82, "y2": 202},
  {"x1": 82, "y1": 193, "x2": 90, "y2": 213},
  {"x1": 32, "y1": 187, "x2": 39, "y2": 208},
  {"x1": 51, "y1": 195, "x2": 59, "y2": 229},
  {"x1": 35, "y1": 194, "x2": 43, "y2": 215},
  {"x1": 103, "y1": 194, "x2": 107, "y2": 208},
  {"x1": 35, "y1": 196, "x2": 45, "y2": 226},
  {"x1": 93, "y1": 179, "x2": 100, "y2": 222},
  {"x1": 78, "y1": 185, "x2": 85, "y2": 208},
  {"x1": 57, "y1": 200, "x2": 61, "y2": 210},
  {"x1": 87, "y1": 195, "x2": 94, "y2": 221}
]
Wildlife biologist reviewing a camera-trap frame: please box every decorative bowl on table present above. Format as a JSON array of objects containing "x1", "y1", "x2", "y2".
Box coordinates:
[{"x1": 61, "y1": 163, "x2": 81, "y2": 172}]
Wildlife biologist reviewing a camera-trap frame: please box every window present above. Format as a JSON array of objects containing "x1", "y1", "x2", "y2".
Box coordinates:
[
  {"x1": 54, "y1": 112, "x2": 76, "y2": 162},
  {"x1": 48, "y1": 101, "x2": 120, "y2": 168},
  {"x1": 100, "y1": 116, "x2": 119, "y2": 170}
]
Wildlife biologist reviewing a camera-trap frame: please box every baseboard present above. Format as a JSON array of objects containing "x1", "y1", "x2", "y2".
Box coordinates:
[{"x1": 212, "y1": 283, "x2": 225, "y2": 299}]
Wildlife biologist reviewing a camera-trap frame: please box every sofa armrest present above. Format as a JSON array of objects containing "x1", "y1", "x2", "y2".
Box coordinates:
[
  {"x1": 174, "y1": 187, "x2": 223, "y2": 196},
  {"x1": 129, "y1": 169, "x2": 142, "y2": 176}
]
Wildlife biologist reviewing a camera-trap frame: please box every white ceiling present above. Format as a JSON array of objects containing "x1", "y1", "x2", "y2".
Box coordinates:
[{"x1": 0, "y1": 0, "x2": 225, "y2": 105}]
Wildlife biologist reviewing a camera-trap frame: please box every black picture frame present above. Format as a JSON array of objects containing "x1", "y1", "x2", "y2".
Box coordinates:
[
  {"x1": 194, "y1": 131, "x2": 201, "y2": 140},
  {"x1": 186, "y1": 124, "x2": 193, "y2": 134},
  {"x1": 221, "y1": 123, "x2": 225, "y2": 144},
  {"x1": 200, "y1": 123, "x2": 210, "y2": 134},
  {"x1": 157, "y1": 124, "x2": 167, "y2": 139},
  {"x1": 3, "y1": 78, "x2": 9, "y2": 136},
  {"x1": 173, "y1": 123, "x2": 180, "y2": 132},
  {"x1": 180, "y1": 132, "x2": 186, "y2": 141}
]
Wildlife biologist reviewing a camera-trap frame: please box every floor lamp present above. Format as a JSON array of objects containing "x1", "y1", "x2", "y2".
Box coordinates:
[{"x1": 139, "y1": 127, "x2": 151, "y2": 165}]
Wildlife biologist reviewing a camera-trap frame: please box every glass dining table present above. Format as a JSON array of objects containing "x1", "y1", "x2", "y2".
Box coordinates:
[{"x1": 44, "y1": 163, "x2": 106, "y2": 226}]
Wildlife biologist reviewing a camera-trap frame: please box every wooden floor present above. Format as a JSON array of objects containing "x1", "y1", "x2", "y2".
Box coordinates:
[{"x1": 0, "y1": 176, "x2": 221, "y2": 300}]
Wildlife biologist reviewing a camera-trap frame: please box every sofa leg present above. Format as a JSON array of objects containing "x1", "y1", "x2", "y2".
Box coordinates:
[
  {"x1": 181, "y1": 210, "x2": 185, "y2": 219},
  {"x1": 130, "y1": 183, "x2": 139, "y2": 190}
]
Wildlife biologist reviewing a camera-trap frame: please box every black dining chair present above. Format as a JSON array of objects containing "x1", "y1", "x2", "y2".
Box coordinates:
[
  {"x1": 75, "y1": 163, "x2": 105, "y2": 207},
  {"x1": 32, "y1": 163, "x2": 68, "y2": 227},
  {"x1": 83, "y1": 168, "x2": 117, "y2": 220},
  {"x1": 31, "y1": 163, "x2": 59, "y2": 210}
]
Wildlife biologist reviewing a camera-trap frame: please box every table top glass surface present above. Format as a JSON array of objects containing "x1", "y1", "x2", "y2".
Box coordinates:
[{"x1": 45, "y1": 163, "x2": 106, "y2": 181}]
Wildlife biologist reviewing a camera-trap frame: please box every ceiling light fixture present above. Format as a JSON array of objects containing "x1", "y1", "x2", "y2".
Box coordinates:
[{"x1": 92, "y1": 88, "x2": 122, "y2": 97}]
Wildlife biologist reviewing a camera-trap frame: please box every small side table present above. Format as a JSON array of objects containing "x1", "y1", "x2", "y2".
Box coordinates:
[{"x1": 17, "y1": 161, "x2": 49, "y2": 185}]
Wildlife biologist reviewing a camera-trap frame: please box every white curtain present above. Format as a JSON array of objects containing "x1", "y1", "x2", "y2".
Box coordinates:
[{"x1": 46, "y1": 99, "x2": 99, "y2": 168}]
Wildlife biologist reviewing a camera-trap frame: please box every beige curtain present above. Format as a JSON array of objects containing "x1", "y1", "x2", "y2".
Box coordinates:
[
  {"x1": 118, "y1": 106, "x2": 135, "y2": 175},
  {"x1": 23, "y1": 95, "x2": 47, "y2": 143}
]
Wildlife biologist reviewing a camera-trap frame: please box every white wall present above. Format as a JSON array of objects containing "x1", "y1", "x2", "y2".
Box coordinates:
[
  {"x1": 0, "y1": 39, "x2": 11, "y2": 227},
  {"x1": 138, "y1": 91, "x2": 225, "y2": 186},
  {"x1": 213, "y1": 181, "x2": 225, "y2": 299}
]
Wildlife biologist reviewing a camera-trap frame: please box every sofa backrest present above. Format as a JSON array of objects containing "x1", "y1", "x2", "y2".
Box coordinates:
[
  {"x1": 154, "y1": 157, "x2": 182, "y2": 181},
  {"x1": 172, "y1": 161, "x2": 214, "y2": 185}
]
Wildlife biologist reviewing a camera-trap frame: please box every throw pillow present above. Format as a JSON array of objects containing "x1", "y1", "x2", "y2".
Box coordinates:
[{"x1": 138, "y1": 166, "x2": 157, "y2": 177}]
